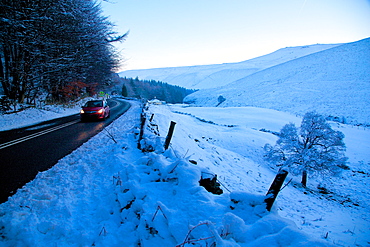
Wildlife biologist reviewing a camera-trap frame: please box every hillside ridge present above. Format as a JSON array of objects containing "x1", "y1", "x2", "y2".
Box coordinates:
[
  {"x1": 185, "y1": 37, "x2": 370, "y2": 125},
  {"x1": 119, "y1": 43, "x2": 340, "y2": 89}
]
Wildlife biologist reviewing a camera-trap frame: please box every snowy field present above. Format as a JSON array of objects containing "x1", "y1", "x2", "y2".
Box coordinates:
[{"x1": 0, "y1": 100, "x2": 369, "y2": 246}]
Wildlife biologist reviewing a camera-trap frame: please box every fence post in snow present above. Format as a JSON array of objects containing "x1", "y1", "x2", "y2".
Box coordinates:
[
  {"x1": 164, "y1": 121, "x2": 176, "y2": 150},
  {"x1": 149, "y1": 114, "x2": 154, "y2": 122},
  {"x1": 137, "y1": 113, "x2": 146, "y2": 150},
  {"x1": 265, "y1": 169, "x2": 288, "y2": 211}
]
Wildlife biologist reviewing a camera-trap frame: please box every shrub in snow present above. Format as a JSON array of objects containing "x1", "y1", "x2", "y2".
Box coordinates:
[
  {"x1": 264, "y1": 111, "x2": 347, "y2": 187},
  {"x1": 217, "y1": 95, "x2": 226, "y2": 106}
]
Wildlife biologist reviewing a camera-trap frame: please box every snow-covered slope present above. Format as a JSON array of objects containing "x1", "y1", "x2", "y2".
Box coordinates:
[
  {"x1": 185, "y1": 38, "x2": 370, "y2": 126},
  {"x1": 119, "y1": 44, "x2": 339, "y2": 89}
]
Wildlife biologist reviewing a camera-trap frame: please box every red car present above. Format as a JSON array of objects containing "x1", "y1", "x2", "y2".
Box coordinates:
[{"x1": 80, "y1": 100, "x2": 110, "y2": 121}]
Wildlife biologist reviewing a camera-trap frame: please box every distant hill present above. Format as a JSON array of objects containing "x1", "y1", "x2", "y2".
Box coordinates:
[
  {"x1": 119, "y1": 43, "x2": 340, "y2": 89},
  {"x1": 184, "y1": 38, "x2": 370, "y2": 126}
]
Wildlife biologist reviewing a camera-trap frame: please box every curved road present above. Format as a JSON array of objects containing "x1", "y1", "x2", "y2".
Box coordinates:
[{"x1": 0, "y1": 99, "x2": 130, "y2": 203}]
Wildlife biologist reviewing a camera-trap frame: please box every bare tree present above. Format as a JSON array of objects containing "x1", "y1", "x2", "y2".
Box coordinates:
[
  {"x1": 0, "y1": 0, "x2": 127, "y2": 104},
  {"x1": 264, "y1": 111, "x2": 347, "y2": 187}
]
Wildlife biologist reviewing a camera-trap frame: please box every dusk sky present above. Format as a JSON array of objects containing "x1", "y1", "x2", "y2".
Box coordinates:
[{"x1": 100, "y1": 0, "x2": 370, "y2": 71}]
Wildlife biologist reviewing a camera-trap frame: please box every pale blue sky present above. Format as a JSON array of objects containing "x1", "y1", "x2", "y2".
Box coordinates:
[{"x1": 100, "y1": 0, "x2": 370, "y2": 71}]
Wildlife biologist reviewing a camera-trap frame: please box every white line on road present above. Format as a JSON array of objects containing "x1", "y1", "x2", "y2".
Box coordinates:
[{"x1": 0, "y1": 119, "x2": 80, "y2": 150}]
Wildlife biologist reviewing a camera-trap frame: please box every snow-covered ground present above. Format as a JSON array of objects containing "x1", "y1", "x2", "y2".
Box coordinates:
[{"x1": 0, "y1": 99, "x2": 369, "y2": 246}]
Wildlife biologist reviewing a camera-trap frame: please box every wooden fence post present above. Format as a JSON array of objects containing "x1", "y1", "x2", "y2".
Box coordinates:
[
  {"x1": 265, "y1": 169, "x2": 288, "y2": 211},
  {"x1": 149, "y1": 114, "x2": 154, "y2": 122},
  {"x1": 137, "y1": 113, "x2": 146, "y2": 150},
  {"x1": 164, "y1": 121, "x2": 176, "y2": 150}
]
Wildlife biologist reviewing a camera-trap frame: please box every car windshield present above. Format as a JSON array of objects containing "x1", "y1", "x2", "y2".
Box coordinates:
[{"x1": 84, "y1": 101, "x2": 103, "y2": 107}]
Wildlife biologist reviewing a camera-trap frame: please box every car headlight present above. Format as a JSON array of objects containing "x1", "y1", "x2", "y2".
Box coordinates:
[
  {"x1": 97, "y1": 109, "x2": 104, "y2": 114},
  {"x1": 80, "y1": 109, "x2": 84, "y2": 114}
]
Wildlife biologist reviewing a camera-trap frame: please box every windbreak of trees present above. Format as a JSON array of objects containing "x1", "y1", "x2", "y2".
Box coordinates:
[
  {"x1": 0, "y1": 0, "x2": 126, "y2": 105},
  {"x1": 119, "y1": 77, "x2": 196, "y2": 104}
]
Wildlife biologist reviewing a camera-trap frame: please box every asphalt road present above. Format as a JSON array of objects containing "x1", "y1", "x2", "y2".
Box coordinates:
[{"x1": 0, "y1": 99, "x2": 130, "y2": 203}]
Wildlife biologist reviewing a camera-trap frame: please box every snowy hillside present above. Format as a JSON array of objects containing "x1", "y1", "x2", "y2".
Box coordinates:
[
  {"x1": 0, "y1": 100, "x2": 369, "y2": 246},
  {"x1": 185, "y1": 38, "x2": 370, "y2": 126},
  {"x1": 119, "y1": 44, "x2": 339, "y2": 89}
]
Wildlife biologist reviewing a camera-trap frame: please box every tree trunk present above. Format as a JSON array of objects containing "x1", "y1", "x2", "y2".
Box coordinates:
[
  {"x1": 0, "y1": 46, "x2": 11, "y2": 98},
  {"x1": 301, "y1": 170, "x2": 307, "y2": 187}
]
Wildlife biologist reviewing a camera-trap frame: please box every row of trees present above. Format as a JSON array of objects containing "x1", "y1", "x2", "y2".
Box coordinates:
[
  {"x1": 0, "y1": 0, "x2": 126, "y2": 105},
  {"x1": 118, "y1": 77, "x2": 196, "y2": 104}
]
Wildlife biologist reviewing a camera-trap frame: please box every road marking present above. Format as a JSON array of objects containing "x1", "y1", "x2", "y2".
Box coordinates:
[
  {"x1": 109, "y1": 99, "x2": 122, "y2": 110},
  {"x1": 0, "y1": 119, "x2": 80, "y2": 150}
]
